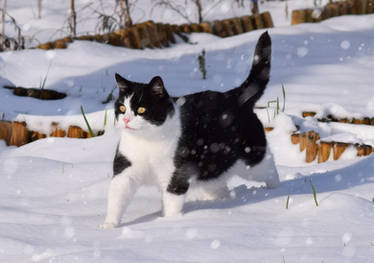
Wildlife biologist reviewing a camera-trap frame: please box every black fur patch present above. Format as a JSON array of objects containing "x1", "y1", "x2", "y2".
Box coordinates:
[{"x1": 113, "y1": 146, "x2": 131, "y2": 177}]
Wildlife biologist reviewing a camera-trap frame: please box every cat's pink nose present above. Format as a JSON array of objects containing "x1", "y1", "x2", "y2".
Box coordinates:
[{"x1": 123, "y1": 117, "x2": 130, "y2": 124}]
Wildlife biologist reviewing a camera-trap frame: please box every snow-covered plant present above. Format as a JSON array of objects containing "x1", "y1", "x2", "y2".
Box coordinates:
[
  {"x1": 0, "y1": 1, "x2": 25, "y2": 51},
  {"x1": 198, "y1": 49, "x2": 207, "y2": 80},
  {"x1": 266, "y1": 84, "x2": 286, "y2": 123}
]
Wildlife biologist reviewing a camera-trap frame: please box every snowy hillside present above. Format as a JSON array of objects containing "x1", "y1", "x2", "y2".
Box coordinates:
[{"x1": 1, "y1": 2, "x2": 374, "y2": 263}]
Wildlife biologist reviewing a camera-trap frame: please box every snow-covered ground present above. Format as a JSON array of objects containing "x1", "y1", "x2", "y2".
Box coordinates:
[{"x1": 1, "y1": 2, "x2": 374, "y2": 263}]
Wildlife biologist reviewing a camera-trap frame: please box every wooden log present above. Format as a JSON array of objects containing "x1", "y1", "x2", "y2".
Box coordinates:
[
  {"x1": 352, "y1": 118, "x2": 363, "y2": 125},
  {"x1": 291, "y1": 10, "x2": 306, "y2": 25},
  {"x1": 199, "y1": 22, "x2": 213, "y2": 33},
  {"x1": 179, "y1": 24, "x2": 191, "y2": 33},
  {"x1": 189, "y1": 23, "x2": 202, "y2": 32},
  {"x1": 305, "y1": 9, "x2": 314, "y2": 22},
  {"x1": 157, "y1": 23, "x2": 170, "y2": 47},
  {"x1": 37, "y1": 42, "x2": 53, "y2": 50},
  {"x1": 299, "y1": 133, "x2": 307, "y2": 152},
  {"x1": 54, "y1": 39, "x2": 67, "y2": 49},
  {"x1": 164, "y1": 24, "x2": 176, "y2": 44},
  {"x1": 333, "y1": 142, "x2": 349, "y2": 160},
  {"x1": 362, "y1": 117, "x2": 370, "y2": 125},
  {"x1": 252, "y1": 14, "x2": 264, "y2": 29},
  {"x1": 230, "y1": 18, "x2": 244, "y2": 35},
  {"x1": 356, "y1": 144, "x2": 373, "y2": 156},
  {"x1": 10, "y1": 121, "x2": 30, "y2": 147},
  {"x1": 368, "y1": 0, "x2": 374, "y2": 13},
  {"x1": 306, "y1": 131, "x2": 320, "y2": 162},
  {"x1": 50, "y1": 122, "x2": 66, "y2": 137},
  {"x1": 318, "y1": 141, "x2": 332, "y2": 163},
  {"x1": 338, "y1": 118, "x2": 349, "y2": 123},
  {"x1": 261, "y1": 11, "x2": 274, "y2": 28},
  {"x1": 144, "y1": 21, "x2": 162, "y2": 48},
  {"x1": 240, "y1": 16, "x2": 255, "y2": 32},
  {"x1": 291, "y1": 133, "x2": 300, "y2": 144},
  {"x1": 128, "y1": 27, "x2": 142, "y2": 49},
  {"x1": 31, "y1": 131, "x2": 46, "y2": 142},
  {"x1": 213, "y1": 20, "x2": 228, "y2": 37},
  {"x1": 136, "y1": 23, "x2": 153, "y2": 48},
  {"x1": 222, "y1": 19, "x2": 235, "y2": 37},
  {"x1": 67, "y1": 126, "x2": 85, "y2": 138},
  {"x1": 370, "y1": 117, "x2": 374, "y2": 126},
  {"x1": 63, "y1": 36, "x2": 73, "y2": 43},
  {"x1": 302, "y1": 111, "x2": 316, "y2": 118},
  {"x1": 0, "y1": 120, "x2": 12, "y2": 145}
]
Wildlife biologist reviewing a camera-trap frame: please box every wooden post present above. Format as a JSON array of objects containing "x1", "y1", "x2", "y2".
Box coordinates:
[
  {"x1": 318, "y1": 141, "x2": 332, "y2": 163},
  {"x1": 10, "y1": 122, "x2": 30, "y2": 147},
  {"x1": 222, "y1": 20, "x2": 235, "y2": 37},
  {"x1": 240, "y1": 16, "x2": 254, "y2": 32},
  {"x1": 356, "y1": 144, "x2": 372, "y2": 156},
  {"x1": 164, "y1": 24, "x2": 175, "y2": 44},
  {"x1": 145, "y1": 21, "x2": 162, "y2": 48},
  {"x1": 213, "y1": 20, "x2": 227, "y2": 37},
  {"x1": 136, "y1": 23, "x2": 153, "y2": 49},
  {"x1": 261, "y1": 11, "x2": 274, "y2": 28},
  {"x1": 0, "y1": 120, "x2": 12, "y2": 145},
  {"x1": 291, "y1": 133, "x2": 300, "y2": 145},
  {"x1": 31, "y1": 131, "x2": 46, "y2": 142},
  {"x1": 199, "y1": 22, "x2": 213, "y2": 33},
  {"x1": 67, "y1": 126, "x2": 85, "y2": 138},
  {"x1": 291, "y1": 9, "x2": 306, "y2": 25},
  {"x1": 333, "y1": 142, "x2": 349, "y2": 160},
  {"x1": 157, "y1": 23, "x2": 169, "y2": 47},
  {"x1": 50, "y1": 122, "x2": 66, "y2": 137},
  {"x1": 306, "y1": 131, "x2": 320, "y2": 162},
  {"x1": 299, "y1": 133, "x2": 307, "y2": 152},
  {"x1": 189, "y1": 23, "x2": 202, "y2": 32},
  {"x1": 302, "y1": 111, "x2": 316, "y2": 118},
  {"x1": 252, "y1": 14, "x2": 264, "y2": 29}
]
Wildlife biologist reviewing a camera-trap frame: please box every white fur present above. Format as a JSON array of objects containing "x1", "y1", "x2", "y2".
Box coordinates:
[{"x1": 101, "y1": 98, "x2": 182, "y2": 229}]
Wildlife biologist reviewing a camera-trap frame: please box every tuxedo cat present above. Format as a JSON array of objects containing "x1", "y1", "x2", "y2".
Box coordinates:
[{"x1": 100, "y1": 32, "x2": 280, "y2": 229}]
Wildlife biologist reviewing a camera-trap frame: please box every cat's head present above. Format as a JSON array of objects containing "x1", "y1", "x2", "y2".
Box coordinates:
[{"x1": 114, "y1": 73, "x2": 174, "y2": 131}]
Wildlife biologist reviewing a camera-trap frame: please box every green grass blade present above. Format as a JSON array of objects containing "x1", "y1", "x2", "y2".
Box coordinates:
[
  {"x1": 282, "y1": 84, "x2": 286, "y2": 112},
  {"x1": 310, "y1": 180, "x2": 319, "y2": 207},
  {"x1": 286, "y1": 195, "x2": 290, "y2": 209},
  {"x1": 104, "y1": 109, "x2": 108, "y2": 127},
  {"x1": 80, "y1": 105, "x2": 95, "y2": 137}
]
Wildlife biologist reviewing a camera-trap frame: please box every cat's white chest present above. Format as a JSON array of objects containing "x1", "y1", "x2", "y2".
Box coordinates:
[{"x1": 117, "y1": 111, "x2": 181, "y2": 185}]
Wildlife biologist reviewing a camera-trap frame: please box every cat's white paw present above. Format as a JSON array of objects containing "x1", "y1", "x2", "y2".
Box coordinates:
[{"x1": 99, "y1": 222, "x2": 119, "y2": 229}]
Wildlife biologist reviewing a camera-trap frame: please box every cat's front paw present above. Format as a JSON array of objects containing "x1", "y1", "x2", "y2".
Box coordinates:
[{"x1": 99, "y1": 222, "x2": 119, "y2": 229}]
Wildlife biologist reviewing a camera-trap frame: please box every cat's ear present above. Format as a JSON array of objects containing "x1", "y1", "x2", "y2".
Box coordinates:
[
  {"x1": 149, "y1": 76, "x2": 168, "y2": 98},
  {"x1": 115, "y1": 73, "x2": 131, "y2": 93}
]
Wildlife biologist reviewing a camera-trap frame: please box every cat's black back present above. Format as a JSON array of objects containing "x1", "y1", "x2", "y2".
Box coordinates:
[{"x1": 167, "y1": 31, "x2": 271, "y2": 194}]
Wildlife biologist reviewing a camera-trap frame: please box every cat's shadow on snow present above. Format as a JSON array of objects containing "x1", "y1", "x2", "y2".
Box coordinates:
[{"x1": 123, "y1": 155, "x2": 373, "y2": 226}]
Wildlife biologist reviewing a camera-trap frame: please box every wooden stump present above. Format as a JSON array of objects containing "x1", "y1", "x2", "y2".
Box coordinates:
[
  {"x1": 252, "y1": 14, "x2": 264, "y2": 29},
  {"x1": 318, "y1": 141, "x2": 332, "y2": 163},
  {"x1": 164, "y1": 24, "x2": 176, "y2": 44},
  {"x1": 136, "y1": 23, "x2": 153, "y2": 48},
  {"x1": 291, "y1": 133, "x2": 300, "y2": 144},
  {"x1": 0, "y1": 120, "x2": 12, "y2": 145},
  {"x1": 37, "y1": 42, "x2": 53, "y2": 50},
  {"x1": 10, "y1": 122, "x2": 30, "y2": 147},
  {"x1": 31, "y1": 131, "x2": 46, "y2": 142},
  {"x1": 291, "y1": 10, "x2": 306, "y2": 25},
  {"x1": 157, "y1": 23, "x2": 170, "y2": 47},
  {"x1": 306, "y1": 131, "x2": 320, "y2": 162},
  {"x1": 222, "y1": 19, "x2": 235, "y2": 37},
  {"x1": 199, "y1": 22, "x2": 213, "y2": 33},
  {"x1": 333, "y1": 142, "x2": 349, "y2": 160},
  {"x1": 240, "y1": 16, "x2": 255, "y2": 32},
  {"x1": 213, "y1": 20, "x2": 227, "y2": 37},
  {"x1": 67, "y1": 126, "x2": 85, "y2": 138},
  {"x1": 54, "y1": 39, "x2": 67, "y2": 49},
  {"x1": 50, "y1": 122, "x2": 66, "y2": 137},
  {"x1": 230, "y1": 18, "x2": 244, "y2": 35},
  {"x1": 302, "y1": 111, "x2": 316, "y2": 118},
  {"x1": 299, "y1": 133, "x2": 307, "y2": 152},
  {"x1": 356, "y1": 144, "x2": 372, "y2": 156},
  {"x1": 261, "y1": 12, "x2": 274, "y2": 28}
]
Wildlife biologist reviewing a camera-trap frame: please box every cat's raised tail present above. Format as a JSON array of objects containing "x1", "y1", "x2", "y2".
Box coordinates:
[{"x1": 234, "y1": 31, "x2": 272, "y2": 108}]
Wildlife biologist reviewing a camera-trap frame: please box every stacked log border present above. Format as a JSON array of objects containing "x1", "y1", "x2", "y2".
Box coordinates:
[
  {"x1": 0, "y1": 120, "x2": 95, "y2": 147},
  {"x1": 291, "y1": 131, "x2": 373, "y2": 163},
  {"x1": 37, "y1": 12, "x2": 273, "y2": 51},
  {"x1": 302, "y1": 111, "x2": 374, "y2": 126},
  {"x1": 291, "y1": 0, "x2": 374, "y2": 25}
]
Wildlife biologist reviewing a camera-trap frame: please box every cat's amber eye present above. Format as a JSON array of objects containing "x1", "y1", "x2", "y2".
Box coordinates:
[
  {"x1": 137, "y1": 107, "x2": 146, "y2": 114},
  {"x1": 119, "y1": 105, "x2": 126, "y2": 113}
]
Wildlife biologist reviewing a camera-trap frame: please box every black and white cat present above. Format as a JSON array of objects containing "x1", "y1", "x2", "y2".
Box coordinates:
[{"x1": 100, "y1": 32, "x2": 280, "y2": 229}]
